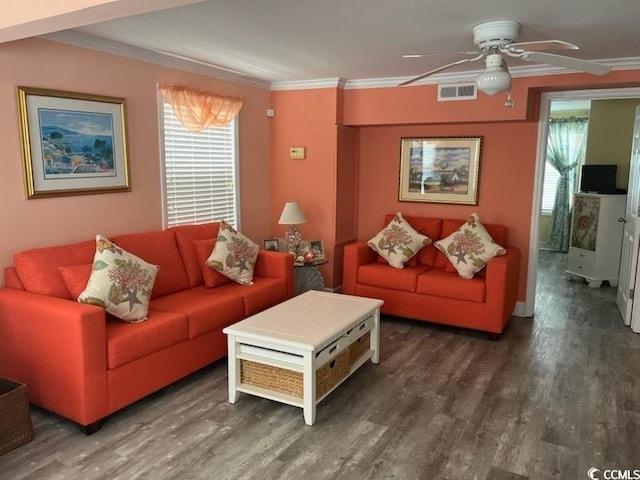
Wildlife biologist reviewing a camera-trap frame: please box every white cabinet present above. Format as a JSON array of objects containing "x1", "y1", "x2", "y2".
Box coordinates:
[{"x1": 567, "y1": 193, "x2": 626, "y2": 288}]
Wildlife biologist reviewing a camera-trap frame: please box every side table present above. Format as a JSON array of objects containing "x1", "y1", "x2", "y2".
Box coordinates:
[{"x1": 294, "y1": 261, "x2": 326, "y2": 295}]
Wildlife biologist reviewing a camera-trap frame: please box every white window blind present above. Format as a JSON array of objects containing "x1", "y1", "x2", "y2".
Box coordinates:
[
  {"x1": 541, "y1": 162, "x2": 561, "y2": 214},
  {"x1": 161, "y1": 102, "x2": 238, "y2": 228}
]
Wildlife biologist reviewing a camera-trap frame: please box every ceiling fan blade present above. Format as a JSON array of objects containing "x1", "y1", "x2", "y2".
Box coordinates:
[
  {"x1": 399, "y1": 54, "x2": 484, "y2": 86},
  {"x1": 402, "y1": 50, "x2": 479, "y2": 59},
  {"x1": 521, "y1": 51, "x2": 610, "y2": 75},
  {"x1": 507, "y1": 40, "x2": 578, "y2": 52}
]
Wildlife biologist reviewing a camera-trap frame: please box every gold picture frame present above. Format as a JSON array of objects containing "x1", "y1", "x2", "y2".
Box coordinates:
[
  {"x1": 17, "y1": 86, "x2": 130, "y2": 199},
  {"x1": 399, "y1": 136, "x2": 482, "y2": 205}
]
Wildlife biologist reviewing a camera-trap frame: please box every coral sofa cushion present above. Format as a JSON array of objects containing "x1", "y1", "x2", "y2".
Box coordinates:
[
  {"x1": 13, "y1": 239, "x2": 96, "y2": 299},
  {"x1": 193, "y1": 238, "x2": 231, "y2": 288},
  {"x1": 416, "y1": 269, "x2": 486, "y2": 302},
  {"x1": 368, "y1": 213, "x2": 431, "y2": 269},
  {"x1": 212, "y1": 276, "x2": 288, "y2": 316},
  {"x1": 106, "y1": 309, "x2": 188, "y2": 369},
  {"x1": 78, "y1": 235, "x2": 159, "y2": 322},
  {"x1": 434, "y1": 214, "x2": 506, "y2": 279},
  {"x1": 357, "y1": 262, "x2": 431, "y2": 292},
  {"x1": 111, "y1": 229, "x2": 189, "y2": 298},
  {"x1": 150, "y1": 289, "x2": 244, "y2": 338},
  {"x1": 205, "y1": 221, "x2": 260, "y2": 285},
  {"x1": 3, "y1": 267, "x2": 25, "y2": 290},
  {"x1": 171, "y1": 223, "x2": 221, "y2": 287},
  {"x1": 59, "y1": 263, "x2": 93, "y2": 299}
]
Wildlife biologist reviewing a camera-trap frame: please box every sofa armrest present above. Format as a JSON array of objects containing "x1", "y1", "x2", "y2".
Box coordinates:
[
  {"x1": 343, "y1": 241, "x2": 377, "y2": 295},
  {"x1": 0, "y1": 288, "x2": 109, "y2": 425},
  {"x1": 254, "y1": 250, "x2": 295, "y2": 298},
  {"x1": 484, "y1": 247, "x2": 521, "y2": 331}
]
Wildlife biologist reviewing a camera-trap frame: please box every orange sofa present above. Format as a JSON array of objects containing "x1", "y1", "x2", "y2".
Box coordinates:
[
  {"x1": 343, "y1": 214, "x2": 520, "y2": 337},
  {"x1": 0, "y1": 223, "x2": 293, "y2": 434}
]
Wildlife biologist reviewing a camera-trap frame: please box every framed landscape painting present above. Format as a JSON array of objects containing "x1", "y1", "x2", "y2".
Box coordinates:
[
  {"x1": 17, "y1": 87, "x2": 130, "y2": 199},
  {"x1": 398, "y1": 136, "x2": 482, "y2": 205}
]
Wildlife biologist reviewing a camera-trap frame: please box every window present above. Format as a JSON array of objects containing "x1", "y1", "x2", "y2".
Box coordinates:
[
  {"x1": 160, "y1": 101, "x2": 238, "y2": 228},
  {"x1": 541, "y1": 162, "x2": 561, "y2": 214}
]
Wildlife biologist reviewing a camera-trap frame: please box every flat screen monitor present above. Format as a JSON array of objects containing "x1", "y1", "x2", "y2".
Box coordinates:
[{"x1": 580, "y1": 164, "x2": 617, "y2": 193}]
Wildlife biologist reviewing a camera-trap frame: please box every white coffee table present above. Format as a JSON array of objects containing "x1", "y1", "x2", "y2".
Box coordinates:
[{"x1": 223, "y1": 290, "x2": 383, "y2": 425}]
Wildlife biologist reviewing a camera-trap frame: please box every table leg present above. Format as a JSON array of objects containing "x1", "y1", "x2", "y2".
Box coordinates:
[
  {"x1": 302, "y1": 351, "x2": 316, "y2": 425},
  {"x1": 371, "y1": 308, "x2": 380, "y2": 364},
  {"x1": 227, "y1": 335, "x2": 239, "y2": 403}
]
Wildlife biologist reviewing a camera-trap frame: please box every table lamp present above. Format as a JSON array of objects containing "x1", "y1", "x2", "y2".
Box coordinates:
[{"x1": 278, "y1": 201, "x2": 306, "y2": 254}]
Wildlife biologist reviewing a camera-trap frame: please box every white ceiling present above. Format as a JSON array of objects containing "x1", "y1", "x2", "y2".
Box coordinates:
[{"x1": 67, "y1": 0, "x2": 640, "y2": 85}]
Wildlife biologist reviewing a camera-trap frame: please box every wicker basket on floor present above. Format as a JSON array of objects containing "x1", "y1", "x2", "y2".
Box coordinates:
[{"x1": 0, "y1": 378, "x2": 33, "y2": 456}]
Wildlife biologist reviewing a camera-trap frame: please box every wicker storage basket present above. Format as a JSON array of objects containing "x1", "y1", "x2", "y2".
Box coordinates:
[
  {"x1": 240, "y1": 346, "x2": 352, "y2": 400},
  {"x1": 0, "y1": 378, "x2": 33, "y2": 456},
  {"x1": 348, "y1": 331, "x2": 370, "y2": 368},
  {"x1": 316, "y1": 348, "x2": 350, "y2": 398},
  {"x1": 241, "y1": 360, "x2": 303, "y2": 398}
]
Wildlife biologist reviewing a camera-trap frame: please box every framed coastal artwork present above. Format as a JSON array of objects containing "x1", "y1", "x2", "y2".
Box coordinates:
[
  {"x1": 398, "y1": 136, "x2": 482, "y2": 205},
  {"x1": 17, "y1": 87, "x2": 130, "y2": 199}
]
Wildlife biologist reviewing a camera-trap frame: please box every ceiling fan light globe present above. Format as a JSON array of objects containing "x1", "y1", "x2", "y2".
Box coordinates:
[{"x1": 476, "y1": 69, "x2": 511, "y2": 95}]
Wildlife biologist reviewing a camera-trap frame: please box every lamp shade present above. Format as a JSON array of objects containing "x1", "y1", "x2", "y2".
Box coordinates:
[
  {"x1": 278, "y1": 201, "x2": 307, "y2": 225},
  {"x1": 476, "y1": 53, "x2": 511, "y2": 96}
]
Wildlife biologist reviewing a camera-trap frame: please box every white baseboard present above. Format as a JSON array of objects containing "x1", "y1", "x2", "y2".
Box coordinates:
[{"x1": 513, "y1": 301, "x2": 530, "y2": 318}]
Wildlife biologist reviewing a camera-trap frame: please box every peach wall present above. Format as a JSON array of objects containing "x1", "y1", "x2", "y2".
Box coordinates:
[
  {"x1": 334, "y1": 125, "x2": 359, "y2": 284},
  {"x1": 270, "y1": 88, "x2": 339, "y2": 286},
  {"x1": 344, "y1": 80, "x2": 531, "y2": 125},
  {"x1": 344, "y1": 69, "x2": 640, "y2": 126},
  {"x1": 0, "y1": 37, "x2": 271, "y2": 284}
]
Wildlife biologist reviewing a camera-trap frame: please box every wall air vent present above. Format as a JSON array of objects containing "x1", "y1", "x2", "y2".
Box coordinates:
[{"x1": 437, "y1": 83, "x2": 477, "y2": 101}]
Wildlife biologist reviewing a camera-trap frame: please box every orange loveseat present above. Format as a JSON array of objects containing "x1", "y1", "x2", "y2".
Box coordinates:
[
  {"x1": 343, "y1": 214, "x2": 520, "y2": 337},
  {"x1": 0, "y1": 223, "x2": 293, "y2": 434}
]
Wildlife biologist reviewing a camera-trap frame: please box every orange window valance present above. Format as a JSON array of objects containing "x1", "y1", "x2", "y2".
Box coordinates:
[{"x1": 158, "y1": 84, "x2": 243, "y2": 132}]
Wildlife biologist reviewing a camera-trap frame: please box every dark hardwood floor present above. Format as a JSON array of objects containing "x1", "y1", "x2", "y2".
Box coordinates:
[{"x1": 2, "y1": 251, "x2": 639, "y2": 479}]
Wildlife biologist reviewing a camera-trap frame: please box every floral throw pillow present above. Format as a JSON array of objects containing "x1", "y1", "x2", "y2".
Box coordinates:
[
  {"x1": 206, "y1": 221, "x2": 260, "y2": 285},
  {"x1": 78, "y1": 234, "x2": 159, "y2": 322},
  {"x1": 367, "y1": 212, "x2": 431, "y2": 269},
  {"x1": 434, "y1": 213, "x2": 506, "y2": 279}
]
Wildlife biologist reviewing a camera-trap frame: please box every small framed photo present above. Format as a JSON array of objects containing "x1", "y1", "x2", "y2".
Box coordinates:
[
  {"x1": 264, "y1": 238, "x2": 288, "y2": 252},
  {"x1": 298, "y1": 240, "x2": 310, "y2": 256},
  {"x1": 309, "y1": 240, "x2": 325, "y2": 262},
  {"x1": 263, "y1": 239, "x2": 279, "y2": 252},
  {"x1": 276, "y1": 238, "x2": 288, "y2": 252}
]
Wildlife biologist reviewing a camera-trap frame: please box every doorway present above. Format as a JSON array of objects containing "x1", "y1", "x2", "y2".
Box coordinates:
[
  {"x1": 525, "y1": 87, "x2": 640, "y2": 318},
  {"x1": 538, "y1": 99, "x2": 591, "y2": 253}
]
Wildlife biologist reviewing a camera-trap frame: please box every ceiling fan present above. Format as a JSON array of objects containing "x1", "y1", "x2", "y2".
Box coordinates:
[{"x1": 400, "y1": 21, "x2": 611, "y2": 95}]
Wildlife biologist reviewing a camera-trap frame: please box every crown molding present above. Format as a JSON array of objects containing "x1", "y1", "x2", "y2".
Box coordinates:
[
  {"x1": 270, "y1": 78, "x2": 346, "y2": 91},
  {"x1": 41, "y1": 31, "x2": 271, "y2": 90}
]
